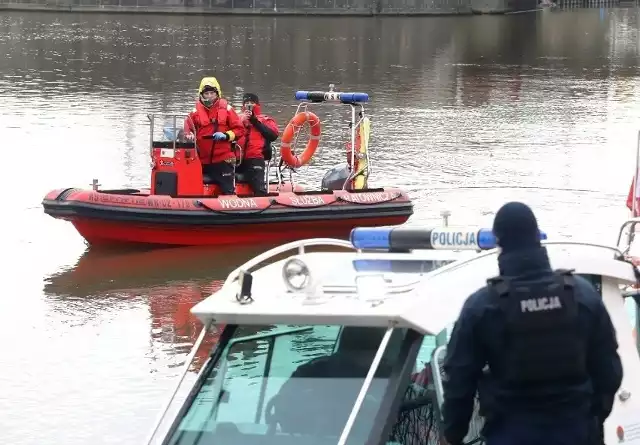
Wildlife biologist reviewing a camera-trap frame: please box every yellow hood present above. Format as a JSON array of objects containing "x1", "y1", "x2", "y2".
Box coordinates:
[{"x1": 198, "y1": 77, "x2": 222, "y2": 95}]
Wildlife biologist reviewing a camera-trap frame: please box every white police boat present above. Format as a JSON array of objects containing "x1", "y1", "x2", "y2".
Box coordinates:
[{"x1": 145, "y1": 222, "x2": 640, "y2": 445}]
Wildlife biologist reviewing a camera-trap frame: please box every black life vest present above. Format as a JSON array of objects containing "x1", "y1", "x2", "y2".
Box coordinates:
[{"x1": 487, "y1": 269, "x2": 587, "y2": 387}]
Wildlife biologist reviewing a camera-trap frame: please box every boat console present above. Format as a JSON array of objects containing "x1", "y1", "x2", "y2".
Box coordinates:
[
  {"x1": 148, "y1": 118, "x2": 261, "y2": 197},
  {"x1": 145, "y1": 222, "x2": 640, "y2": 445}
]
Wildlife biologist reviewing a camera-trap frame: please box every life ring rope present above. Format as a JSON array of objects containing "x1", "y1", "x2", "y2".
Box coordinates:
[{"x1": 280, "y1": 111, "x2": 322, "y2": 168}]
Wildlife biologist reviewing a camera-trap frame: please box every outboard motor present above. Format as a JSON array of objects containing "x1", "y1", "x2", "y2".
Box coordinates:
[{"x1": 321, "y1": 163, "x2": 351, "y2": 191}]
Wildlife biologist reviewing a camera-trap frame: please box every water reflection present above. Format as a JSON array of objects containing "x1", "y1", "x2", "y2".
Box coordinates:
[
  {"x1": 43, "y1": 245, "x2": 260, "y2": 295},
  {"x1": 43, "y1": 244, "x2": 273, "y2": 370},
  {"x1": 42, "y1": 243, "x2": 352, "y2": 373}
]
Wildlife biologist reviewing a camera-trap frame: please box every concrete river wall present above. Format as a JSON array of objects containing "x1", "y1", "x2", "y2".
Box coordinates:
[
  {"x1": 0, "y1": 0, "x2": 541, "y2": 16},
  {"x1": 0, "y1": 0, "x2": 628, "y2": 20}
]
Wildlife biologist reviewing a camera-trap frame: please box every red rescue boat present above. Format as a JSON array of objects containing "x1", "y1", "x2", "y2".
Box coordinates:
[{"x1": 42, "y1": 86, "x2": 413, "y2": 247}]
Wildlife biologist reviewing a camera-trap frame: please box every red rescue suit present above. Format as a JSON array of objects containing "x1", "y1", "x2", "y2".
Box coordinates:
[
  {"x1": 237, "y1": 104, "x2": 279, "y2": 160},
  {"x1": 184, "y1": 98, "x2": 244, "y2": 165}
]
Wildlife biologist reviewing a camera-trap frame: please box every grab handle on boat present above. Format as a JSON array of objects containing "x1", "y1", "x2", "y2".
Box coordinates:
[{"x1": 220, "y1": 238, "x2": 354, "y2": 291}]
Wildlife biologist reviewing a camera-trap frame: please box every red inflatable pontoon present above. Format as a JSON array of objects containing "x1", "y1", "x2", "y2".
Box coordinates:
[{"x1": 42, "y1": 86, "x2": 413, "y2": 247}]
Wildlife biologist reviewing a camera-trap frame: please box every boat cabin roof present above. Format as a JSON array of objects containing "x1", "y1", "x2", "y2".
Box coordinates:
[{"x1": 191, "y1": 239, "x2": 637, "y2": 336}]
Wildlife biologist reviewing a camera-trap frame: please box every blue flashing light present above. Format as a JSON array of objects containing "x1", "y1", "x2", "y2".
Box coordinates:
[
  {"x1": 477, "y1": 229, "x2": 498, "y2": 250},
  {"x1": 350, "y1": 227, "x2": 548, "y2": 251},
  {"x1": 295, "y1": 91, "x2": 309, "y2": 101},
  {"x1": 350, "y1": 227, "x2": 390, "y2": 250},
  {"x1": 475, "y1": 228, "x2": 548, "y2": 250},
  {"x1": 340, "y1": 92, "x2": 369, "y2": 103}
]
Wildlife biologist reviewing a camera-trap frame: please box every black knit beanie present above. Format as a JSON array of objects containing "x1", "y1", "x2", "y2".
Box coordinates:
[
  {"x1": 242, "y1": 93, "x2": 260, "y2": 104},
  {"x1": 492, "y1": 202, "x2": 541, "y2": 253}
]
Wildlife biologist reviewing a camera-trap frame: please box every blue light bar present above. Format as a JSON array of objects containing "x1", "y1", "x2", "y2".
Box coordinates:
[
  {"x1": 295, "y1": 90, "x2": 369, "y2": 104},
  {"x1": 349, "y1": 227, "x2": 548, "y2": 251}
]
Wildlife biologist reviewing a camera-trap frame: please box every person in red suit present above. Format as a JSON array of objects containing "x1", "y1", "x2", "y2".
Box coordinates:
[
  {"x1": 184, "y1": 77, "x2": 244, "y2": 195},
  {"x1": 236, "y1": 93, "x2": 279, "y2": 196}
]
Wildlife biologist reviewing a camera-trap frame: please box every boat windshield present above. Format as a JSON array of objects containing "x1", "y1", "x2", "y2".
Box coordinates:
[{"x1": 163, "y1": 324, "x2": 409, "y2": 445}]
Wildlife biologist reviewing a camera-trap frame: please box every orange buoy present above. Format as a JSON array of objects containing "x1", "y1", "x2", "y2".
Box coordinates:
[{"x1": 280, "y1": 111, "x2": 322, "y2": 168}]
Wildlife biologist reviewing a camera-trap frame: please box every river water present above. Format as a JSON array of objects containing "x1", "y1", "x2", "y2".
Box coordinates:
[{"x1": 2, "y1": 8, "x2": 640, "y2": 444}]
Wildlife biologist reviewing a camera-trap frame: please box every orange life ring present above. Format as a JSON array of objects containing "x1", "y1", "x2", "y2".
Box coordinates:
[{"x1": 280, "y1": 111, "x2": 322, "y2": 168}]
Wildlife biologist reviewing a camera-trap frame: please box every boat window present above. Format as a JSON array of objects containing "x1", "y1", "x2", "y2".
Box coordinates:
[
  {"x1": 385, "y1": 333, "x2": 441, "y2": 445},
  {"x1": 164, "y1": 324, "x2": 407, "y2": 445},
  {"x1": 577, "y1": 274, "x2": 602, "y2": 295},
  {"x1": 385, "y1": 331, "x2": 485, "y2": 445},
  {"x1": 351, "y1": 258, "x2": 456, "y2": 275},
  {"x1": 580, "y1": 274, "x2": 638, "y2": 330}
]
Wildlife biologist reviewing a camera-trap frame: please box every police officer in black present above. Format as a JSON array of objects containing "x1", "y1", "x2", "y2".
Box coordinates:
[{"x1": 441, "y1": 202, "x2": 623, "y2": 445}]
